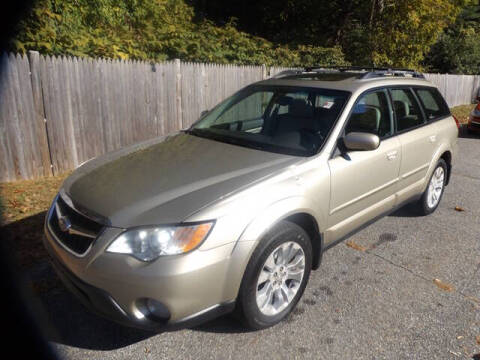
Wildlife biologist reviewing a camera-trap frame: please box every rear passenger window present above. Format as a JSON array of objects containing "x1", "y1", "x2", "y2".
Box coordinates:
[
  {"x1": 414, "y1": 88, "x2": 450, "y2": 121},
  {"x1": 345, "y1": 90, "x2": 393, "y2": 138},
  {"x1": 390, "y1": 88, "x2": 425, "y2": 132}
]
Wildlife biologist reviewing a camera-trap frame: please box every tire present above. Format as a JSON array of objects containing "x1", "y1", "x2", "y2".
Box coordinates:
[
  {"x1": 417, "y1": 159, "x2": 447, "y2": 216},
  {"x1": 235, "y1": 221, "x2": 312, "y2": 330}
]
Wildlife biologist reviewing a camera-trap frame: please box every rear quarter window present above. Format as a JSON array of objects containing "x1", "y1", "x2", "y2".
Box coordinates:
[{"x1": 414, "y1": 87, "x2": 450, "y2": 121}]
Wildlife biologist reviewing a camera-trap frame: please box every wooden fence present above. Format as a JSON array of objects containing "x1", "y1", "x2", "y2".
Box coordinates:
[{"x1": 0, "y1": 51, "x2": 479, "y2": 182}]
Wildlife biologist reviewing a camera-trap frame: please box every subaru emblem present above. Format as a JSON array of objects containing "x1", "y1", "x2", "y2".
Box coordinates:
[{"x1": 58, "y1": 215, "x2": 72, "y2": 232}]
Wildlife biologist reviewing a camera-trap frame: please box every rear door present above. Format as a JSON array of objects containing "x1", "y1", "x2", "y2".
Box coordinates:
[{"x1": 391, "y1": 87, "x2": 438, "y2": 204}]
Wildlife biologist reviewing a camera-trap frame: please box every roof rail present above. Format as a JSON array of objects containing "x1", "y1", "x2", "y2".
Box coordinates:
[
  {"x1": 358, "y1": 68, "x2": 425, "y2": 79},
  {"x1": 273, "y1": 66, "x2": 425, "y2": 79}
]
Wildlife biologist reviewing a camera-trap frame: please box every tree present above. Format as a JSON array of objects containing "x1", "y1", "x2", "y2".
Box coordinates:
[
  {"x1": 198, "y1": 0, "x2": 464, "y2": 69},
  {"x1": 423, "y1": 0, "x2": 480, "y2": 74},
  {"x1": 368, "y1": 0, "x2": 461, "y2": 68}
]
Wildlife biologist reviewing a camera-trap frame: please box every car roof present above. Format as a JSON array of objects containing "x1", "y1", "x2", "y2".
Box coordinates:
[{"x1": 257, "y1": 70, "x2": 437, "y2": 94}]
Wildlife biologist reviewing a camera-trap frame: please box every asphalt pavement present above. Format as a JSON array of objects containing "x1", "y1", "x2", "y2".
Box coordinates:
[{"x1": 29, "y1": 134, "x2": 480, "y2": 360}]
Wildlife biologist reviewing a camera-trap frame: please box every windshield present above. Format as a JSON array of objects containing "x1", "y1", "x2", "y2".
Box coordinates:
[{"x1": 189, "y1": 85, "x2": 350, "y2": 156}]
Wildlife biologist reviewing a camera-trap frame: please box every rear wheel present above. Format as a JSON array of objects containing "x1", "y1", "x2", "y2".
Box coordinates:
[
  {"x1": 235, "y1": 221, "x2": 312, "y2": 329},
  {"x1": 417, "y1": 159, "x2": 447, "y2": 215}
]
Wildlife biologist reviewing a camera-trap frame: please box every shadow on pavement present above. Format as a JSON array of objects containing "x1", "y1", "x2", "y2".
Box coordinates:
[
  {"x1": 388, "y1": 203, "x2": 421, "y2": 218},
  {"x1": 192, "y1": 314, "x2": 251, "y2": 334},
  {"x1": 2, "y1": 211, "x2": 49, "y2": 268}
]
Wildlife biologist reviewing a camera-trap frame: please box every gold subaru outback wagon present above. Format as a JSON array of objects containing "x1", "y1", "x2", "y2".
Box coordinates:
[{"x1": 44, "y1": 67, "x2": 458, "y2": 330}]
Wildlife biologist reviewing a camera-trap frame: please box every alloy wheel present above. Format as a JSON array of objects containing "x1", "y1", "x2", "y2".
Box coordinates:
[
  {"x1": 255, "y1": 241, "x2": 306, "y2": 316},
  {"x1": 427, "y1": 166, "x2": 445, "y2": 209}
]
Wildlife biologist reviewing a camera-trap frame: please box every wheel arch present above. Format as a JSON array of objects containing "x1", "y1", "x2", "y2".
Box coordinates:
[
  {"x1": 223, "y1": 199, "x2": 325, "y2": 302},
  {"x1": 439, "y1": 150, "x2": 452, "y2": 185},
  {"x1": 283, "y1": 213, "x2": 323, "y2": 270},
  {"x1": 425, "y1": 146, "x2": 453, "y2": 192}
]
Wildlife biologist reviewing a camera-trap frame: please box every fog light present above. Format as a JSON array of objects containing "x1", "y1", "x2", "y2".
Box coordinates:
[{"x1": 140, "y1": 298, "x2": 170, "y2": 321}]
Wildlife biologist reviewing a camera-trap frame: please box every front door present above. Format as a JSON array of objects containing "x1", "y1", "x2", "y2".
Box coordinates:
[{"x1": 325, "y1": 89, "x2": 401, "y2": 245}]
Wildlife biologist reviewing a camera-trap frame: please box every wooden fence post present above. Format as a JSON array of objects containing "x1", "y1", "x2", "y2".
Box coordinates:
[
  {"x1": 174, "y1": 59, "x2": 183, "y2": 130},
  {"x1": 262, "y1": 64, "x2": 267, "y2": 79},
  {"x1": 27, "y1": 50, "x2": 53, "y2": 176}
]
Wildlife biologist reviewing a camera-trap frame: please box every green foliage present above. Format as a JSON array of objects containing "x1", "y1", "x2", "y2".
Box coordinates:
[
  {"x1": 368, "y1": 0, "x2": 461, "y2": 69},
  {"x1": 424, "y1": 1, "x2": 480, "y2": 74},
  {"x1": 200, "y1": 0, "x2": 466, "y2": 70},
  {"x1": 9, "y1": 0, "x2": 348, "y2": 66},
  {"x1": 10, "y1": 0, "x2": 476, "y2": 72}
]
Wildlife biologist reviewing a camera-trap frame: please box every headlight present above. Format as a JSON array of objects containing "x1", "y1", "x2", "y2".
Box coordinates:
[{"x1": 106, "y1": 222, "x2": 214, "y2": 262}]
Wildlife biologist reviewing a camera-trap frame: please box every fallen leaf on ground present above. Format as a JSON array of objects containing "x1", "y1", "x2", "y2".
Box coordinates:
[
  {"x1": 433, "y1": 278, "x2": 454, "y2": 292},
  {"x1": 457, "y1": 336, "x2": 464, "y2": 340},
  {"x1": 8, "y1": 199, "x2": 20, "y2": 208},
  {"x1": 454, "y1": 206, "x2": 465, "y2": 212},
  {"x1": 345, "y1": 241, "x2": 367, "y2": 252},
  {"x1": 476, "y1": 335, "x2": 480, "y2": 345}
]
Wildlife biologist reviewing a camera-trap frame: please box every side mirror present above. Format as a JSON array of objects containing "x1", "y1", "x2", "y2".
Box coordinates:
[
  {"x1": 200, "y1": 110, "x2": 209, "y2": 117},
  {"x1": 343, "y1": 132, "x2": 380, "y2": 151}
]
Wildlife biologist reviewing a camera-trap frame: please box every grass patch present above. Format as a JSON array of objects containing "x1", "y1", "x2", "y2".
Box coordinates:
[
  {"x1": 0, "y1": 173, "x2": 69, "y2": 226},
  {"x1": 451, "y1": 104, "x2": 475, "y2": 124}
]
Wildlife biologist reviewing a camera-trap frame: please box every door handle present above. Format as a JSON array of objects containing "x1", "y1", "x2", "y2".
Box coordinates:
[
  {"x1": 429, "y1": 135, "x2": 437, "y2": 143},
  {"x1": 386, "y1": 151, "x2": 398, "y2": 160}
]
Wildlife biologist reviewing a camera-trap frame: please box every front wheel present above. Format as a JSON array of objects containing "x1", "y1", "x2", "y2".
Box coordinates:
[
  {"x1": 417, "y1": 159, "x2": 447, "y2": 215},
  {"x1": 235, "y1": 221, "x2": 312, "y2": 330}
]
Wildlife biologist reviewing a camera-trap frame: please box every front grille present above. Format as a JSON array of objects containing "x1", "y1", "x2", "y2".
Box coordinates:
[{"x1": 48, "y1": 196, "x2": 104, "y2": 256}]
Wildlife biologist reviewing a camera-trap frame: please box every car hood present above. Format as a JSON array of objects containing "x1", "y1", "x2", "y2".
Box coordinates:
[{"x1": 63, "y1": 133, "x2": 301, "y2": 228}]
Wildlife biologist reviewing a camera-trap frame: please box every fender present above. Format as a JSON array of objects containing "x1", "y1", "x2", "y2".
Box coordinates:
[{"x1": 220, "y1": 196, "x2": 325, "y2": 302}]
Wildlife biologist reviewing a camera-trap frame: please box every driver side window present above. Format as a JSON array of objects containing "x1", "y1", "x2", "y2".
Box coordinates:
[{"x1": 345, "y1": 90, "x2": 393, "y2": 138}]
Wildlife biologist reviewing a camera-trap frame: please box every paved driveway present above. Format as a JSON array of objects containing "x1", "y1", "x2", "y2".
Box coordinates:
[{"x1": 32, "y1": 135, "x2": 480, "y2": 360}]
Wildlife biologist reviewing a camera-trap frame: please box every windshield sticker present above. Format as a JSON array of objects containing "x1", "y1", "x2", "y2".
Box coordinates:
[{"x1": 322, "y1": 101, "x2": 334, "y2": 109}]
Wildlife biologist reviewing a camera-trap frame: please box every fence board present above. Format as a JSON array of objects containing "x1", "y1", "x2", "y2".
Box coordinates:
[
  {"x1": 0, "y1": 53, "x2": 48, "y2": 181},
  {"x1": 1, "y1": 52, "x2": 479, "y2": 182}
]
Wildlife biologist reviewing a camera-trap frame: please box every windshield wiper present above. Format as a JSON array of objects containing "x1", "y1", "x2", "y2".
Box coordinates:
[{"x1": 186, "y1": 128, "x2": 267, "y2": 151}]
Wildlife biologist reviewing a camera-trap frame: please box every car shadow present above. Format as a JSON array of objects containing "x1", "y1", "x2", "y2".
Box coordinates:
[
  {"x1": 192, "y1": 315, "x2": 252, "y2": 334},
  {"x1": 2, "y1": 211, "x2": 50, "y2": 268},
  {"x1": 388, "y1": 202, "x2": 421, "y2": 218}
]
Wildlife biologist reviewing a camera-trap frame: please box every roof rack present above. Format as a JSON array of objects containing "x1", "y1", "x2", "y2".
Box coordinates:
[
  {"x1": 271, "y1": 69, "x2": 304, "y2": 78},
  {"x1": 273, "y1": 66, "x2": 425, "y2": 80}
]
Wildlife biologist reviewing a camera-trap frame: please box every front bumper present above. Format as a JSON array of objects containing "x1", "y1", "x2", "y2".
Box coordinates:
[{"x1": 43, "y1": 212, "x2": 241, "y2": 331}]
